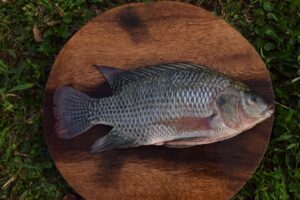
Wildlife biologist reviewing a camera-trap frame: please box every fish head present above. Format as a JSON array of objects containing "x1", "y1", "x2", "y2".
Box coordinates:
[
  {"x1": 216, "y1": 82, "x2": 273, "y2": 131},
  {"x1": 238, "y1": 89, "x2": 274, "y2": 130},
  {"x1": 241, "y1": 90, "x2": 273, "y2": 118}
]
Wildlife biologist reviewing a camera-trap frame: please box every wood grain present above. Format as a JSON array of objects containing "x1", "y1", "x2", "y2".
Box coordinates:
[{"x1": 43, "y1": 2, "x2": 274, "y2": 200}]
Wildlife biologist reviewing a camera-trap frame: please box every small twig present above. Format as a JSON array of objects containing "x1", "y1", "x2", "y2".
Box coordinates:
[
  {"x1": 291, "y1": 76, "x2": 300, "y2": 83},
  {"x1": 1, "y1": 176, "x2": 16, "y2": 190},
  {"x1": 275, "y1": 101, "x2": 293, "y2": 110},
  {"x1": 14, "y1": 151, "x2": 28, "y2": 157},
  {"x1": 5, "y1": 93, "x2": 20, "y2": 98}
]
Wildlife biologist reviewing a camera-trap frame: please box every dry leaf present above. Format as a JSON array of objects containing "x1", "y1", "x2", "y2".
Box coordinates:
[
  {"x1": 90, "y1": 5, "x2": 101, "y2": 14},
  {"x1": 62, "y1": 194, "x2": 79, "y2": 200},
  {"x1": 46, "y1": 20, "x2": 60, "y2": 26},
  {"x1": 33, "y1": 24, "x2": 42, "y2": 42},
  {"x1": 55, "y1": 4, "x2": 64, "y2": 17}
]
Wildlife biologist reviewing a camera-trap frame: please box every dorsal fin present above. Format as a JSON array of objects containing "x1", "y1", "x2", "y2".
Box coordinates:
[
  {"x1": 93, "y1": 63, "x2": 206, "y2": 92},
  {"x1": 93, "y1": 64, "x2": 123, "y2": 86},
  {"x1": 117, "y1": 63, "x2": 204, "y2": 81}
]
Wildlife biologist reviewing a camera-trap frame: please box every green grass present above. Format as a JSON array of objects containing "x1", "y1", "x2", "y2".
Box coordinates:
[{"x1": 0, "y1": 0, "x2": 299, "y2": 199}]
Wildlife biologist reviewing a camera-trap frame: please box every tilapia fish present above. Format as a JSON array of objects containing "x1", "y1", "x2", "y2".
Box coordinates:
[{"x1": 54, "y1": 63, "x2": 273, "y2": 153}]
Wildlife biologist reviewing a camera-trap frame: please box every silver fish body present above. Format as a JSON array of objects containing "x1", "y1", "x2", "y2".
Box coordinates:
[{"x1": 54, "y1": 63, "x2": 273, "y2": 153}]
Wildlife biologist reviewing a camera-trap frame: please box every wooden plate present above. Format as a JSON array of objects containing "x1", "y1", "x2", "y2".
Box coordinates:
[{"x1": 43, "y1": 2, "x2": 274, "y2": 200}]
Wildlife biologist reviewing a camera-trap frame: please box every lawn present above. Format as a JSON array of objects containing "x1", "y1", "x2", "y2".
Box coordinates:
[{"x1": 0, "y1": 0, "x2": 299, "y2": 199}]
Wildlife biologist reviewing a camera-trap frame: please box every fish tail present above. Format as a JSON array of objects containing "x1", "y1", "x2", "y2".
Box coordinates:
[{"x1": 53, "y1": 86, "x2": 94, "y2": 139}]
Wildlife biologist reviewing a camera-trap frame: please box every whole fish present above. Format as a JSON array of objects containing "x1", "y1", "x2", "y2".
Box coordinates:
[{"x1": 54, "y1": 63, "x2": 273, "y2": 153}]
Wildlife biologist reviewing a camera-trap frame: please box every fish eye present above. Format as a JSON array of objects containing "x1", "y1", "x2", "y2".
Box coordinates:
[
  {"x1": 247, "y1": 93, "x2": 259, "y2": 105},
  {"x1": 250, "y1": 93, "x2": 258, "y2": 103}
]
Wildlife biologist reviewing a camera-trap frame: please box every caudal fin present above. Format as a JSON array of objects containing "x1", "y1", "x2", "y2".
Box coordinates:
[{"x1": 54, "y1": 86, "x2": 93, "y2": 139}]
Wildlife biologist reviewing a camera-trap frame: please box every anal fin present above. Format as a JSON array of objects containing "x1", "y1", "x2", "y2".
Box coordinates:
[{"x1": 90, "y1": 129, "x2": 136, "y2": 153}]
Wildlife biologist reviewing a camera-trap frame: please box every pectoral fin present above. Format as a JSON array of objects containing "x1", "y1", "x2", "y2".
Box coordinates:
[
  {"x1": 161, "y1": 115, "x2": 216, "y2": 148},
  {"x1": 162, "y1": 115, "x2": 214, "y2": 132}
]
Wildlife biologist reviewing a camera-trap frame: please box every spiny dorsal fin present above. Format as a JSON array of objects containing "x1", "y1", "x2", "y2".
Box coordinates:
[
  {"x1": 93, "y1": 64, "x2": 123, "y2": 86},
  {"x1": 93, "y1": 63, "x2": 206, "y2": 92},
  {"x1": 118, "y1": 63, "x2": 204, "y2": 81}
]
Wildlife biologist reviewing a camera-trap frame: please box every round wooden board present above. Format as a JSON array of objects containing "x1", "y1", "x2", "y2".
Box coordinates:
[{"x1": 44, "y1": 2, "x2": 274, "y2": 200}]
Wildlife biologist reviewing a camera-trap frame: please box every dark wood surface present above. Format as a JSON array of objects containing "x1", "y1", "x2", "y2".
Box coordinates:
[{"x1": 43, "y1": 2, "x2": 274, "y2": 200}]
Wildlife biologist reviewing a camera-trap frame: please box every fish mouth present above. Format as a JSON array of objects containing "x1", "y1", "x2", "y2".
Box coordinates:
[{"x1": 262, "y1": 105, "x2": 274, "y2": 117}]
